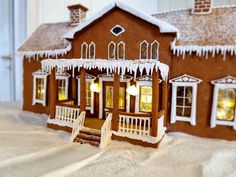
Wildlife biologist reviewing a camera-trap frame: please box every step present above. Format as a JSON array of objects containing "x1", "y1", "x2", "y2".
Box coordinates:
[
  {"x1": 74, "y1": 137, "x2": 100, "y2": 147},
  {"x1": 79, "y1": 128, "x2": 101, "y2": 137},
  {"x1": 76, "y1": 133, "x2": 101, "y2": 142}
]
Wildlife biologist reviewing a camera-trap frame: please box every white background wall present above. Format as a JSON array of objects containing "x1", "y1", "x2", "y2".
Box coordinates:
[{"x1": 27, "y1": 0, "x2": 236, "y2": 36}]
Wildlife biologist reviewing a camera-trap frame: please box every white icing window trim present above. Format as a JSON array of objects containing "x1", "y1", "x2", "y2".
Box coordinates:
[
  {"x1": 32, "y1": 70, "x2": 49, "y2": 106},
  {"x1": 77, "y1": 74, "x2": 96, "y2": 114},
  {"x1": 170, "y1": 74, "x2": 202, "y2": 126},
  {"x1": 89, "y1": 42, "x2": 96, "y2": 59},
  {"x1": 150, "y1": 40, "x2": 159, "y2": 60},
  {"x1": 81, "y1": 42, "x2": 88, "y2": 58},
  {"x1": 211, "y1": 76, "x2": 236, "y2": 129},
  {"x1": 108, "y1": 41, "x2": 116, "y2": 59},
  {"x1": 117, "y1": 41, "x2": 125, "y2": 60},
  {"x1": 140, "y1": 40, "x2": 149, "y2": 59},
  {"x1": 110, "y1": 24, "x2": 125, "y2": 37},
  {"x1": 98, "y1": 74, "x2": 133, "y2": 119},
  {"x1": 56, "y1": 72, "x2": 70, "y2": 100}
]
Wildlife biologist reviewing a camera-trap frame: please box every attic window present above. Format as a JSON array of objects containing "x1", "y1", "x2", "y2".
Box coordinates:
[{"x1": 111, "y1": 25, "x2": 125, "y2": 36}]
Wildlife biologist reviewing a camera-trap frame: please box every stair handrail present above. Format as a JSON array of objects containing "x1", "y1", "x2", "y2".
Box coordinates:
[
  {"x1": 70, "y1": 111, "x2": 86, "y2": 142},
  {"x1": 100, "y1": 113, "x2": 112, "y2": 148}
]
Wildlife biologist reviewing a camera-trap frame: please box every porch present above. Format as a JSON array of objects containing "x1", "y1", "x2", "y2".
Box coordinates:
[{"x1": 44, "y1": 59, "x2": 169, "y2": 148}]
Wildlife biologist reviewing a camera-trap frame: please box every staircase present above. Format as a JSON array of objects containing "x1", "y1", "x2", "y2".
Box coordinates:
[{"x1": 73, "y1": 128, "x2": 101, "y2": 147}]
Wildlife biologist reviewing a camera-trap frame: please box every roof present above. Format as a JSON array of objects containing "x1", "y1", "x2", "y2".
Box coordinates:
[
  {"x1": 17, "y1": 22, "x2": 74, "y2": 57},
  {"x1": 153, "y1": 6, "x2": 236, "y2": 57},
  {"x1": 63, "y1": 1, "x2": 179, "y2": 39}
]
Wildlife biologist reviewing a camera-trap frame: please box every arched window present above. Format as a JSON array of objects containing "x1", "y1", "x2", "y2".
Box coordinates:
[
  {"x1": 81, "y1": 42, "x2": 88, "y2": 59},
  {"x1": 89, "y1": 42, "x2": 95, "y2": 59},
  {"x1": 140, "y1": 41, "x2": 148, "y2": 59},
  {"x1": 108, "y1": 42, "x2": 116, "y2": 59},
  {"x1": 117, "y1": 41, "x2": 125, "y2": 59},
  {"x1": 151, "y1": 41, "x2": 159, "y2": 60}
]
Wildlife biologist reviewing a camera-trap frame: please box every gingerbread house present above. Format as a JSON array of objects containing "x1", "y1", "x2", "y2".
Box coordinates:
[{"x1": 17, "y1": 0, "x2": 236, "y2": 148}]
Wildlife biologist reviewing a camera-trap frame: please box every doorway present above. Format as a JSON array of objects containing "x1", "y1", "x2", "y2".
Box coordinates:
[{"x1": 103, "y1": 82, "x2": 126, "y2": 118}]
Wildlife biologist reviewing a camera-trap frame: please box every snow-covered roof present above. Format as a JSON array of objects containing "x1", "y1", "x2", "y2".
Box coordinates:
[
  {"x1": 153, "y1": 6, "x2": 236, "y2": 57},
  {"x1": 63, "y1": 1, "x2": 179, "y2": 39},
  {"x1": 17, "y1": 22, "x2": 74, "y2": 58}
]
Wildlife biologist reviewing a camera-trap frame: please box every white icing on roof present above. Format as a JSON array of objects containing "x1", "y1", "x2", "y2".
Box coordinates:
[{"x1": 63, "y1": 1, "x2": 179, "y2": 39}]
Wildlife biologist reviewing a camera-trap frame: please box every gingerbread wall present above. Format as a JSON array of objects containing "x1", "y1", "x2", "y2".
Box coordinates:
[
  {"x1": 22, "y1": 7, "x2": 174, "y2": 116},
  {"x1": 168, "y1": 54, "x2": 236, "y2": 140}
]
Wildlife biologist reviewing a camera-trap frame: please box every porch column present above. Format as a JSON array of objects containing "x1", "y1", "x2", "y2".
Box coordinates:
[
  {"x1": 80, "y1": 67, "x2": 86, "y2": 112},
  {"x1": 71, "y1": 75, "x2": 77, "y2": 103},
  {"x1": 50, "y1": 69, "x2": 57, "y2": 119},
  {"x1": 162, "y1": 80, "x2": 168, "y2": 117},
  {"x1": 151, "y1": 69, "x2": 159, "y2": 137},
  {"x1": 112, "y1": 72, "x2": 120, "y2": 131}
]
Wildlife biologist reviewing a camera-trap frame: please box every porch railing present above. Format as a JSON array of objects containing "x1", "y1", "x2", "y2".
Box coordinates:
[
  {"x1": 118, "y1": 112, "x2": 151, "y2": 136},
  {"x1": 100, "y1": 113, "x2": 112, "y2": 148},
  {"x1": 55, "y1": 104, "x2": 80, "y2": 125},
  {"x1": 56, "y1": 99, "x2": 75, "y2": 106},
  {"x1": 70, "y1": 111, "x2": 86, "y2": 142}
]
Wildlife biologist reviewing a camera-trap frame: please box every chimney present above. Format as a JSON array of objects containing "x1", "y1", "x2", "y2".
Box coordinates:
[
  {"x1": 192, "y1": 0, "x2": 212, "y2": 14},
  {"x1": 67, "y1": 4, "x2": 88, "y2": 25}
]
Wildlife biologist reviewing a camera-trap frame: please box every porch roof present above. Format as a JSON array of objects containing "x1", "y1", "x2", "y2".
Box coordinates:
[{"x1": 41, "y1": 59, "x2": 169, "y2": 81}]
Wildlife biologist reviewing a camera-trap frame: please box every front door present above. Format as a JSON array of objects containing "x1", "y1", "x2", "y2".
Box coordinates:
[{"x1": 103, "y1": 82, "x2": 126, "y2": 118}]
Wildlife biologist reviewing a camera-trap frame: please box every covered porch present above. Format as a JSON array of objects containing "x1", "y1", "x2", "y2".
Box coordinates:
[{"x1": 43, "y1": 59, "x2": 169, "y2": 148}]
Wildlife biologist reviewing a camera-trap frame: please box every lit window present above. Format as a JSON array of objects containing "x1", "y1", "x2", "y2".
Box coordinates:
[
  {"x1": 32, "y1": 70, "x2": 49, "y2": 106},
  {"x1": 86, "y1": 82, "x2": 91, "y2": 107},
  {"x1": 140, "y1": 41, "x2": 148, "y2": 59},
  {"x1": 108, "y1": 42, "x2": 116, "y2": 59},
  {"x1": 89, "y1": 42, "x2": 95, "y2": 59},
  {"x1": 151, "y1": 41, "x2": 159, "y2": 59},
  {"x1": 111, "y1": 25, "x2": 125, "y2": 36},
  {"x1": 77, "y1": 74, "x2": 96, "y2": 114},
  {"x1": 81, "y1": 42, "x2": 88, "y2": 59},
  {"x1": 170, "y1": 74, "x2": 202, "y2": 126},
  {"x1": 56, "y1": 72, "x2": 70, "y2": 101},
  {"x1": 211, "y1": 76, "x2": 236, "y2": 129},
  {"x1": 139, "y1": 86, "x2": 152, "y2": 112},
  {"x1": 117, "y1": 42, "x2": 125, "y2": 59}
]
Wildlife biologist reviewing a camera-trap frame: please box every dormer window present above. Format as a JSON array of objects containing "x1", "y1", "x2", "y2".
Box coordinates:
[{"x1": 111, "y1": 25, "x2": 125, "y2": 36}]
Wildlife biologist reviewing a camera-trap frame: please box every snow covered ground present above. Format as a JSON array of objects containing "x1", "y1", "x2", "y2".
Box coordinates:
[{"x1": 0, "y1": 103, "x2": 236, "y2": 177}]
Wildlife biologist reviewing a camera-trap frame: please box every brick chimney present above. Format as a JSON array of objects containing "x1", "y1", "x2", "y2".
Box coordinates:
[
  {"x1": 67, "y1": 4, "x2": 88, "y2": 25},
  {"x1": 192, "y1": 0, "x2": 212, "y2": 14}
]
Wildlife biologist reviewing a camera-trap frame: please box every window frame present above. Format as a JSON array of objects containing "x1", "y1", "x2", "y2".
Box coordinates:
[
  {"x1": 140, "y1": 40, "x2": 149, "y2": 59},
  {"x1": 110, "y1": 24, "x2": 125, "y2": 36},
  {"x1": 89, "y1": 42, "x2": 96, "y2": 59},
  {"x1": 150, "y1": 40, "x2": 159, "y2": 60},
  {"x1": 77, "y1": 74, "x2": 96, "y2": 114},
  {"x1": 56, "y1": 72, "x2": 70, "y2": 101},
  {"x1": 108, "y1": 41, "x2": 116, "y2": 59},
  {"x1": 32, "y1": 70, "x2": 49, "y2": 106},
  {"x1": 81, "y1": 42, "x2": 88, "y2": 59},
  {"x1": 170, "y1": 74, "x2": 202, "y2": 126},
  {"x1": 211, "y1": 76, "x2": 236, "y2": 129},
  {"x1": 117, "y1": 41, "x2": 125, "y2": 60}
]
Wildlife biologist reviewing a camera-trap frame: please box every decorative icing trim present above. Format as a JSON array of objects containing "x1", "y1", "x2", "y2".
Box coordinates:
[
  {"x1": 211, "y1": 76, "x2": 236, "y2": 85},
  {"x1": 169, "y1": 74, "x2": 202, "y2": 126},
  {"x1": 41, "y1": 58, "x2": 169, "y2": 81},
  {"x1": 17, "y1": 42, "x2": 72, "y2": 59},
  {"x1": 172, "y1": 39, "x2": 236, "y2": 59},
  {"x1": 111, "y1": 24, "x2": 125, "y2": 36}
]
